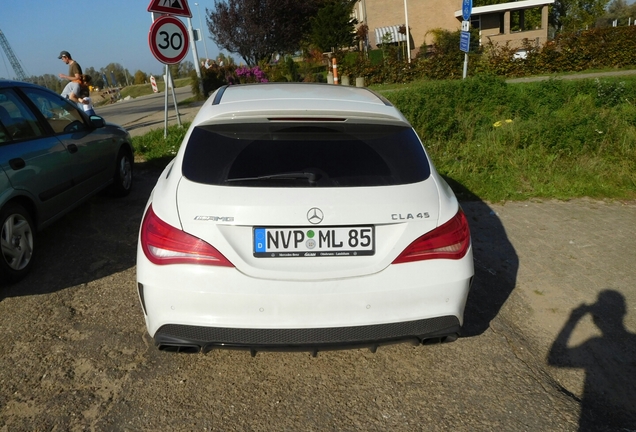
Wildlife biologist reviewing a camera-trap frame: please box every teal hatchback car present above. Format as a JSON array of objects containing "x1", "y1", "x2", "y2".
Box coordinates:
[{"x1": 0, "y1": 79, "x2": 134, "y2": 283}]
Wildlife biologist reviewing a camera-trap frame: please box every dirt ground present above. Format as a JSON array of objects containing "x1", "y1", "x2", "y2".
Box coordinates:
[
  {"x1": 0, "y1": 160, "x2": 634, "y2": 430},
  {"x1": 90, "y1": 89, "x2": 118, "y2": 106}
]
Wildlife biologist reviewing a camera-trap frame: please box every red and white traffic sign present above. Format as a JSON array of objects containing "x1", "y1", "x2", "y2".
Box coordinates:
[
  {"x1": 150, "y1": 75, "x2": 159, "y2": 92},
  {"x1": 148, "y1": 15, "x2": 190, "y2": 64},
  {"x1": 147, "y1": 0, "x2": 192, "y2": 18}
]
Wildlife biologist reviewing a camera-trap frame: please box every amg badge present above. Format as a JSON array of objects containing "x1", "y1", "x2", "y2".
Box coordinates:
[{"x1": 194, "y1": 216, "x2": 234, "y2": 222}]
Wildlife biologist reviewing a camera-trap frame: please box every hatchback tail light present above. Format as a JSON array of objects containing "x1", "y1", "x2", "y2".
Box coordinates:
[
  {"x1": 140, "y1": 205, "x2": 234, "y2": 267},
  {"x1": 392, "y1": 209, "x2": 470, "y2": 264}
]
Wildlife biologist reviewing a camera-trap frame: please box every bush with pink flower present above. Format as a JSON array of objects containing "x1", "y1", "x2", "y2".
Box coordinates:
[{"x1": 235, "y1": 66, "x2": 269, "y2": 84}]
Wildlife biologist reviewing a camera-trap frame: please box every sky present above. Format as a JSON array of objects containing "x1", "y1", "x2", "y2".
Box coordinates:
[{"x1": 0, "y1": 0, "x2": 226, "y2": 80}]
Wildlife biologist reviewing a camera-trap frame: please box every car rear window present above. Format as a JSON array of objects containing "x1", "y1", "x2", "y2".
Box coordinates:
[{"x1": 182, "y1": 122, "x2": 431, "y2": 187}]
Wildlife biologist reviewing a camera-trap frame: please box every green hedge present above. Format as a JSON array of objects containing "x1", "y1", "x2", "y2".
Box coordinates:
[{"x1": 338, "y1": 26, "x2": 636, "y2": 84}]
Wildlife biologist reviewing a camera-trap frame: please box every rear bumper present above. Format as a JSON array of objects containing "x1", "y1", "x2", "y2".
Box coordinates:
[
  {"x1": 153, "y1": 316, "x2": 461, "y2": 354},
  {"x1": 137, "y1": 246, "x2": 474, "y2": 353}
]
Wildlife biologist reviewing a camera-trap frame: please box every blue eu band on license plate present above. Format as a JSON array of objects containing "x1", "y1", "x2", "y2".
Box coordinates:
[{"x1": 253, "y1": 226, "x2": 375, "y2": 258}]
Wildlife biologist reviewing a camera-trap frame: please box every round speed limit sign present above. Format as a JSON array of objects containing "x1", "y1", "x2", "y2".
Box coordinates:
[{"x1": 149, "y1": 15, "x2": 190, "y2": 64}]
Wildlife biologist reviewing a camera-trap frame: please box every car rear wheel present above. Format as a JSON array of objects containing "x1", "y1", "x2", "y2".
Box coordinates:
[
  {"x1": 110, "y1": 148, "x2": 133, "y2": 197},
  {"x1": 0, "y1": 203, "x2": 36, "y2": 284}
]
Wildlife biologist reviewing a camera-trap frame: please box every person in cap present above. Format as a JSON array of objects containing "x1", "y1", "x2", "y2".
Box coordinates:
[{"x1": 58, "y1": 51, "x2": 82, "y2": 83}]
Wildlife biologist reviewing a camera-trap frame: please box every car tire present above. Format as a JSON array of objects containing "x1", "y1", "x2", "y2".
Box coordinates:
[
  {"x1": 110, "y1": 148, "x2": 133, "y2": 197},
  {"x1": 0, "y1": 203, "x2": 36, "y2": 284}
]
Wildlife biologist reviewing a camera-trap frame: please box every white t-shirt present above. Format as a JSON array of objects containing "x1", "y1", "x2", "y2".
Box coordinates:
[{"x1": 80, "y1": 97, "x2": 94, "y2": 112}]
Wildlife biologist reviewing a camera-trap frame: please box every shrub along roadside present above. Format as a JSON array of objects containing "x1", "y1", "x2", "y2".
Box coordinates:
[{"x1": 132, "y1": 75, "x2": 636, "y2": 203}]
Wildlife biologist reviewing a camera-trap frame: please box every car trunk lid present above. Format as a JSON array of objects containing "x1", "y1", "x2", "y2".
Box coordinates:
[{"x1": 176, "y1": 179, "x2": 441, "y2": 280}]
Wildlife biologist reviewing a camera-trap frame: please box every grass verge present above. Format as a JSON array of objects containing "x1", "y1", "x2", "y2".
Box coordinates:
[
  {"x1": 131, "y1": 122, "x2": 190, "y2": 167},
  {"x1": 378, "y1": 74, "x2": 636, "y2": 202},
  {"x1": 118, "y1": 78, "x2": 191, "y2": 99}
]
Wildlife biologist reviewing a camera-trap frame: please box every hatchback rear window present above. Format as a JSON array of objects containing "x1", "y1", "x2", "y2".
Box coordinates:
[{"x1": 182, "y1": 122, "x2": 430, "y2": 187}]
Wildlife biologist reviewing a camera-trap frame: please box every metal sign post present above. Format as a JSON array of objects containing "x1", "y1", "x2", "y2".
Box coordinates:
[
  {"x1": 169, "y1": 67, "x2": 181, "y2": 129},
  {"x1": 460, "y1": 28, "x2": 470, "y2": 79},
  {"x1": 164, "y1": 65, "x2": 169, "y2": 138},
  {"x1": 149, "y1": 13, "x2": 190, "y2": 137},
  {"x1": 461, "y1": 0, "x2": 472, "y2": 79}
]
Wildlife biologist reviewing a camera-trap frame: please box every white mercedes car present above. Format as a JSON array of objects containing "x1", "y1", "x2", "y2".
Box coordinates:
[{"x1": 136, "y1": 83, "x2": 473, "y2": 354}]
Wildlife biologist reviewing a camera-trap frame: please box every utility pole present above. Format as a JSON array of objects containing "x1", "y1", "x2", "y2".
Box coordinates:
[
  {"x1": 404, "y1": 0, "x2": 411, "y2": 63},
  {"x1": 186, "y1": 17, "x2": 205, "y2": 96},
  {"x1": 195, "y1": 3, "x2": 209, "y2": 59},
  {"x1": 123, "y1": 66, "x2": 130, "y2": 87}
]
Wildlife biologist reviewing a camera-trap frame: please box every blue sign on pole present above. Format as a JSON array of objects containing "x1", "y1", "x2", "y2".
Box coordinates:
[
  {"x1": 460, "y1": 31, "x2": 471, "y2": 53},
  {"x1": 462, "y1": 0, "x2": 473, "y2": 21}
]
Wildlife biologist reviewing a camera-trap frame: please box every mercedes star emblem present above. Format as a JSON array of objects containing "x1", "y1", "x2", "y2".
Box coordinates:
[{"x1": 307, "y1": 208, "x2": 324, "y2": 224}]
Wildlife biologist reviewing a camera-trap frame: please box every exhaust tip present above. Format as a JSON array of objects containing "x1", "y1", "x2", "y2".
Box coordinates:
[
  {"x1": 158, "y1": 344, "x2": 201, "y2": 354},
  {"x1": 421, "y1": 333, "x2": 459, "y2": 345}
]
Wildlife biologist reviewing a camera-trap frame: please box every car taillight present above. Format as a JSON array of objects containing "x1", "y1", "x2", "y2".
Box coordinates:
[
  {"x1": 392, "y1": 209, "x2": 471, "y2": 264},
  {"x1": 140, "y1": 204, "x2": 234, "y2": 267}
]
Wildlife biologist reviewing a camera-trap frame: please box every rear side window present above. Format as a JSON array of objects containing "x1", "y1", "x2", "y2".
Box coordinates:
[
  {"x1": 0, "y1": 89, "x2": 46, "y2": 144},
  {"x1": 21, "y1": 87, "x2": 88, "y2": 134},
  {"x1": 182, "y1": 123, "x2": 430, "y2": 187}
]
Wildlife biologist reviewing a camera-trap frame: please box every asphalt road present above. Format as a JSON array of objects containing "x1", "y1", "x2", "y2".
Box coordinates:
[
  {"x1": 96, "y1": 85, "x2": 194, "y2": 136},
  {"x1": 0, "y1": 80, "x2": 634, "y2": 431}
]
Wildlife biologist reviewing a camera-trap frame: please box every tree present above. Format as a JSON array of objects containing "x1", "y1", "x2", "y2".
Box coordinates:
[
  {"x1": 608, "y1": 0, "x2": 629, "y2": 12},
  {"x1": 134, "y1": 70, "x2": 148, "y2": 85},
  {"x1": 100, "y1": 63, "x2": 130, "y2": 87},
  {"x1": 597, "y1": 0, "x2": 636, "y2": 26},
  {"x1": 476, "y1": 0, "x2": 612, "y2": 33},
  {"x1": 28, "y1": 74, "x2": 62, "y2": 93},
  {"x1": 308, "y1": 0, "x2": 358, "y2": 53},
  {"x1": 551, "y1": 0, "x2": 611, "y2": 32},
  {"x1": 356, "y1": 23, "x2": 369, "y2": 52},
  {"x1": 178, "y1": 61, "x2": 195, "y2": 77},
  {"x1": 216, "y1": 53, "x2": 235, "y2": 66},
  {"x1": 167, "y1": 62, "x2": 194, "y2": 79},
  {"x1": 207, "y1": 0, "x2": 324, "y2": 66},
  {"x1": 169, "y1": 64, "x2": 180, "y2": 80}
]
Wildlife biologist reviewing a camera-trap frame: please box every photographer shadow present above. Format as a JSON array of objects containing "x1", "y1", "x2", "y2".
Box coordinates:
[{"x1": 548, "y1": 290, "x2": 636, "y2": 430}]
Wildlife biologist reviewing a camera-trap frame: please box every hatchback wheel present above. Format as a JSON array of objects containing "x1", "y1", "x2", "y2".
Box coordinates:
[
  {"x1": 110, "y1": 148, "x2": 133, "y2": 197},
  {"x1": 0, "y1": 203, "x2": 35, "y2": 284}
]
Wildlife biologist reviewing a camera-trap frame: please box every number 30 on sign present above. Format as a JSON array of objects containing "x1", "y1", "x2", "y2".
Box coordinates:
[{"x1": 148, "y1": 15, "x2": 190, "y2": 64}]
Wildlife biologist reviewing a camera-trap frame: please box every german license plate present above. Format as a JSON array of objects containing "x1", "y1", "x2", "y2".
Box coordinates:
[{"x1": 253, "y1": 226, "x2": 375, "y2": 258}]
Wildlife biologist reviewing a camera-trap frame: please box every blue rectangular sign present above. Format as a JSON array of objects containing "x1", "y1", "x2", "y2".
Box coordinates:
[{"x1": 460, "y1": 31, "x2": 470, "y2": 53}]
